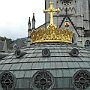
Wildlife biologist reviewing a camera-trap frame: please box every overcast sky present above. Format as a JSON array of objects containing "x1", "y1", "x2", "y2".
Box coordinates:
[{"x1": 0, "y1": 0, "x2": 45, "y2": 40}]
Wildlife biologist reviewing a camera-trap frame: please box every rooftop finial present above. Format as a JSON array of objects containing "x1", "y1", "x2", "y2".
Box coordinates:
[
  {"x1": 32, "y1": 13, "x2": 35, "y2": 29},
  {"x1": 3, "y1": 39, "x2": 8, "y2": 52},
  {"x1": 28, "y1": 17, "x2": 31, "y2": 30},
  {"x1": 28, "y1": 17, "x2": 31, "y2": 24},
  {"x1": 43, "y1": 2, "x2": 60, "y2": 29},
  {"x1": 32, "y1": 13, "x2": 35, "y2": 21}
]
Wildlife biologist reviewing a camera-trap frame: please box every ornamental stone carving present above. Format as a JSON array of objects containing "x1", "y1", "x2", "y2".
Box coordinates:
[
  {"x1": 73, "y1": 70, "x2": 90, "y2": 90},
  {"x1": 0, "y1": 71, "x2": 16, "y2": 90},
  {"x1": 32, "y1": 70, "x2": 54, "y2": 90}
]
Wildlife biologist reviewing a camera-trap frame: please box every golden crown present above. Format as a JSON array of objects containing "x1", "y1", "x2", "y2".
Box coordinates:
[{"x1": 30, "y1": 2, "x2": 73, "y2": 44}]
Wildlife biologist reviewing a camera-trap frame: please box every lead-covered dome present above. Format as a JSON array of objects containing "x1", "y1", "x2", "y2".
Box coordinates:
[{"x1": 0, "y1": 43, "x2": 90, "y2": 90}]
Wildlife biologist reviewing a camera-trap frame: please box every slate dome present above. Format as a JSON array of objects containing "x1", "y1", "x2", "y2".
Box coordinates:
[{"x1": 0, "y1": 43, "x2": 90, "y2": 90}]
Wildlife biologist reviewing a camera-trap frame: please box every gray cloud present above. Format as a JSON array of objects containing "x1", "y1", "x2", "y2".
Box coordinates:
[{"x1": 0, "y1": 0, "x2": 45, "y2": 40}]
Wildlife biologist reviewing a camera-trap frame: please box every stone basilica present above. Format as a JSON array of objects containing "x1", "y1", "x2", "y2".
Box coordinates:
[
  {"x1": 0, "y1": 0, "x2": 90, "y2": 90},
  {"x1": 45, "y1": 0, "x2": 90, "y2": 47}
]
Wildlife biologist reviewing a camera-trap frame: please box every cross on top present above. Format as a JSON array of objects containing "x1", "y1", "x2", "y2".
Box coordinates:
[{"x1": 44, "y1": 2, "x2": 60, "y2": 26}]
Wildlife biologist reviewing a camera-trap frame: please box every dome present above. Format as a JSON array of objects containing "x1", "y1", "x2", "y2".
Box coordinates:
[{"x1": 0, "y1": 43, "x2": 90, "y2": 90}]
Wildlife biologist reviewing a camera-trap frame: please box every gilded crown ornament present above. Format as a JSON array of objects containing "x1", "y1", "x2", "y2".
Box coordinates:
[{"x1": 30, "y1": 2, "x2": 73, "y2": 43}]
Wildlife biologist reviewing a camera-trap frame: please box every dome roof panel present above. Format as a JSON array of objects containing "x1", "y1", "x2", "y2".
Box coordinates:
[
  {"x1": 18, "y1": 71, "x2": 25, "y2": 78},
  {"x1": 10, "y1": 63, "x2": 21, "y2": 70},
  {"x1": 13, "y1": 71, "x2": 20, "y2": 78},
  {"x1": 9, "y1": 58, "x2": 19, "y2": 63},
  {"x1": 1, "y1": 64, "x2": 12, "y2": 70},
  {"x1": 0, "y1": 65, "x2": 4, "y2": 70},
  {"x1": 24, "y1": 71, "x2": 32, "y2": 78},
  {"x1": 3, "y1": 59, "x2": 12, "y2": 64},
  {"x1": 10, "y1": 63, "x2": 22, "y2": 70}
]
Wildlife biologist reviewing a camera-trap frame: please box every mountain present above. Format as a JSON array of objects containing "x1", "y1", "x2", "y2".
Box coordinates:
[{"x1": 0, "y1": 36, "x2": 27, "y2": 51}]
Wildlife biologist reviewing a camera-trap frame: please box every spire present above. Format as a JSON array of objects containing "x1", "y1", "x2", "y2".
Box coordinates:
[
  {"x1": 28, "y1": 17, "x2": 31, "y2": 24},
  {"x1": 3, "y1": 39, "x2": 8, "y2": 52},
  {"x1": 32, "y1": 13, "x2": 35, "y2": 22},
  {"x1": 28, "y1": 17, "x2": 31, "y2": 30},
  {"x1": 27, "y1": 17, "x2": 32, "y2": 47},
  {"x1": 32, "y1": 13, "x2": 36, "y2": 29}
]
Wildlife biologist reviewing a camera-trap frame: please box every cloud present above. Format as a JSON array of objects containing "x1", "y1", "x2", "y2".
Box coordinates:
[{"x1": 0, "y1": 0, "x2": 45, "y2": 40}]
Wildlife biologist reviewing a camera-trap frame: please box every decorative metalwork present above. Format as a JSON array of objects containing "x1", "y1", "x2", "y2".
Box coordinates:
[
  {"x1": 60, "y1": 0, "x2": 73, "y2": 4},
  {"x1": 30, "y1": 2, "x2": 73, "y2": 44},
  {"x1": 43, "y1": 2, "x2": 60, "y2": 29},
  {"x1": 69, "y1": 48, "x2": 79, "y2": 57},
  {"x1": 64, "y1": 21, "x2": 70, "y2": 27},
  {"x1": 32, "y1": 70, "x2": 54, "y2": 90},
  {"x1": 73, "y1": 70, "x2": 90, "y2": 90},
  {"x1": 0, "y1": 71, "x2": 16, "y2": 90},
  {"x1": 31, "y1": 28, "x2": 73, "y2": 43},
  {"x1": 42, "y1": 48, "x2": 50, "y2": 57}
]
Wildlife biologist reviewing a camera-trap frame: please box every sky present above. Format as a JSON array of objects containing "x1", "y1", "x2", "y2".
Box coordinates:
[{"x1": 0, "y1": 0, "x2": 45, "y2": 40}]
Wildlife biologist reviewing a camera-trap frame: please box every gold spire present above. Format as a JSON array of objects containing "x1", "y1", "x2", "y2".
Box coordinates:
[
  {"x1": 30, "y1": 2, "x2": 73, "y2": 44},
  {"x1": 43, "y1": 2, "x2": 60, "y2": 29}
]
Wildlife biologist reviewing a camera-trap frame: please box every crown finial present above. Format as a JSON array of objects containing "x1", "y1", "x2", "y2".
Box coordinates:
[{"x1": 30, "y1": 2, "x2": 73, "y2": 44}]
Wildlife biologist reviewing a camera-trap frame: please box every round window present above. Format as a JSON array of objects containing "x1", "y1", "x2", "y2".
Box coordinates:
[
  {"x1": 32, "y1": 70, "x2": 54, "y2": 90},
  {"x1": 0, "y1": 71, "x2": 16, "y2": 90},
  {"x1": 73, "y1": 70, "x2": 90, "y2": 90}
]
